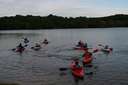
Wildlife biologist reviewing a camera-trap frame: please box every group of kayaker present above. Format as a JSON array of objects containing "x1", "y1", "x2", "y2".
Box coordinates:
[
  {"x1": 70, "y1": 40, "x2": 113, "y2": 79},
  {"x1": 13, "y1": 38, "x2": 49, "y2": 53},
  {"x1": 70, "y1": 59, "x2": 84, "y2": 79},
  {"x1": 70, "y1": 41, "x2": 93, "y2": 79},
  {"x1": 70, "y1": 54, "x2": 93, "y2": 79}
]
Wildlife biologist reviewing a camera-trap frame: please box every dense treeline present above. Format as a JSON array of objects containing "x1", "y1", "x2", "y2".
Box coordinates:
[{"x1": 0, "y1": 14, "x2": 128, "y2": 30}]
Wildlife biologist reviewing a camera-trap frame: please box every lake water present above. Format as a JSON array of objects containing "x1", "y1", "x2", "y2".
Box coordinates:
[{"x1": 0, "y1": 28, "x2": 128, "y2": 85}]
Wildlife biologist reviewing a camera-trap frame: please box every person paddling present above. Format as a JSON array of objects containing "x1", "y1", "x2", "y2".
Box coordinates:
[
  {"x1": 17, "y1": 43, "x2": 23, "y2": 48},
  {"x1": 31, "y1": 43, "x2": 42, "y2": 51},
  {"x1": 70, "y1": 58, "x2": 84, "y2": 80},
  {"x1": 73, "y1": 59, "x2": 81, "y2": 68},
  {"x1": 42, "y1": 38, "x2": 49, "y2": 45},
  {"x1": 35, "y1": 43, "x2": 41, "y2": 48},
  {"x1": 77, "y1": 40, "x2": 88, "y2": 48},
  {"x1": 23, "y1": 37, "x2": 29, "y2": 46},
  {"x1": 84, "y1": 41, "x2": 88, "y2": 48},
  {"x1": 16, "y1": 43, "x2": 24, "y2": 53},
  {"x1": 77, "y1": 40, "x2": 84, "y2": 47},
  {"x1": 104, "y1": 45, "x2": 109, "y2": 49},
  {"x1": 102, "y1": 45, "x2": 113, "y2": 53}
]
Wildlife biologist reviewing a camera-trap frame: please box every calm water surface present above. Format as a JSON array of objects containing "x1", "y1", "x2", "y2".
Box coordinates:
[{"x1": 0, "y1": 28, "x2": 128, "y2": 85}]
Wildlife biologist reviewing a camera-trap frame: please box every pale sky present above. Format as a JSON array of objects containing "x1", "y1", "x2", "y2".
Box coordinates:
[{"x1": 0, "y1": 0, "x2": 128, "y2": 17}]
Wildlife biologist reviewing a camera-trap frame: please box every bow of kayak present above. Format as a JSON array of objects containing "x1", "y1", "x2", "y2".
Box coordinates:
[
  {"x1": 83, "y1": 57, "x2": 93, "y2": 64},
  {"x1": 82, "y1": 52, "x2": 93, "y2": 65},
  {"x1": 70, "y1": 61, "x2": 84, "y2": 78}
]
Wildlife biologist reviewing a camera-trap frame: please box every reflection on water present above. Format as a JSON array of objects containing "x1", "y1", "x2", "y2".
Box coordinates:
[{"x1": 0, "y1": 28, "x2": 128, "y2": 85}]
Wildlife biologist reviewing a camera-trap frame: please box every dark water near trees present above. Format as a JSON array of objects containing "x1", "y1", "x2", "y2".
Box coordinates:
[{"x1": 0, "y1": 28, "x2": 128, "y2": 85}]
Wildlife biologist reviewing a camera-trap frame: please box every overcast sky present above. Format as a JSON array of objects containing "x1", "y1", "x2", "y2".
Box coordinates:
[{"x1": 0, "y1": 0, "x2": 128, "y2": 17}]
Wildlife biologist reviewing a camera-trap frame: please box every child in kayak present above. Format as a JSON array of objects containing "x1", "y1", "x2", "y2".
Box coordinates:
[
  {"x1": 31, "y1": 43, "x2": 42, "y2": 51},
  {"x1": 84, "y1": 41, "x2": 88, "y2": 48},
  {"x1": 77, "y1": 40, "x2": 84, "y2": 47},
  {"x1": 102, "y1": 45, "x2": 113, "y2": 53},
  {"x1": 77, "y1": 40, "x2": 88, "y2": 48},
  {"x1": 23, "y1": 37, "x2": 29, "y2": 47},
  {"x1": 70, "y1": 59, "x2": 84, "y2": 79},
  {"x1": 42, "y1": 38, "x2": 49, "y2": 45},
  {"x1": 75, "y1": 61, "x2": 81, "y2": 68},
  {"x1": 24, "y1": 37, "x2": 29, "y2": 44},
  {"x1": 16, "y1": 43, "x2": 25, "y2": 53},
  {"x1": 35, "y1": 43, "x2": 41, "y2": 48},
  {"x1": 17, "y1": 43, "x2": 24, "y2": 49},
  {"x1": 72, "y1": 59, "x2": 81, "y2": 69}
]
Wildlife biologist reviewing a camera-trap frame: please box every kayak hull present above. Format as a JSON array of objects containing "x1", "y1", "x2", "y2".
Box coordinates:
[
  {"x1": 83, "y1": 53, "x2": 93, "y2": 65},
  {"x1": 83, "y1": 57, "x2": 93, "y2": 64},
  {"x1": 70, "y1": 61, "x2": 84, "y2": 78}
]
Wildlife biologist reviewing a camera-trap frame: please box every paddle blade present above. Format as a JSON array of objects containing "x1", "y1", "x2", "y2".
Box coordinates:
[
  {"x1": 85, "y1": 64, "x2": 93, "y2": 68},
  {"x1": 85, "y1": 72, "x2": 93, "y2": 75},
  {"x1": 98, "y1": 44, "x2": 103, "y2": 46},
  {"x1": 12, "y1": 48, "x2": 16, "y2": 51},
  {"x1": 59, "y1": 68, "x2": 69, "y2": 71}
]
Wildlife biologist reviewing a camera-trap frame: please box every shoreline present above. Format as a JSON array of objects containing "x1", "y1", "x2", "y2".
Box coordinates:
[{"x1": 0, "y1": 27, "x2": 127, "y2": 31}]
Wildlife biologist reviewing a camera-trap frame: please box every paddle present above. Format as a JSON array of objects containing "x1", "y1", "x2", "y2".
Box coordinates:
[
  {"x1": 74, "y1": 46, "x2": 99, "y2": 54},
  {"x1": 98, "y1": 44, "x2": 104, "y2": 47},
  {"x1": 11, "y1": 48, "x2": 16, "y2": 51},
  {"x1": 24, "y1": 44, "x2": 28, "y2": 47},
  {"x1": 84, "y1": 64, "x2": 93, "y2": 67},
  {"x1": 85, "y1": 72, "x2": 93, "y2": 75},
  {"x1": 40, "y1": 40, "x2": 50, "y2": 45},
  {"x1": 59, "y1": 67, "x2": 69, "y2": 71}
]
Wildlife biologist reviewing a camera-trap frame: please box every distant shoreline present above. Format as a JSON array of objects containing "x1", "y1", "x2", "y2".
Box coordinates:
[
  {"x1": 0, "y1": 27, "x2": 128, "y2": 31},
  {"x1": 0, "y1": 14, "x2": 128, "y2": 30}
]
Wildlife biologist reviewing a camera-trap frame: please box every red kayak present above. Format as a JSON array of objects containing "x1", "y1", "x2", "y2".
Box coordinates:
[
  {"x1": 83, "y1": 53, "x2": 93, "y2": 65},
  {"x1": 70, "y1": 61, "x2": 84, "y2": 78}
]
